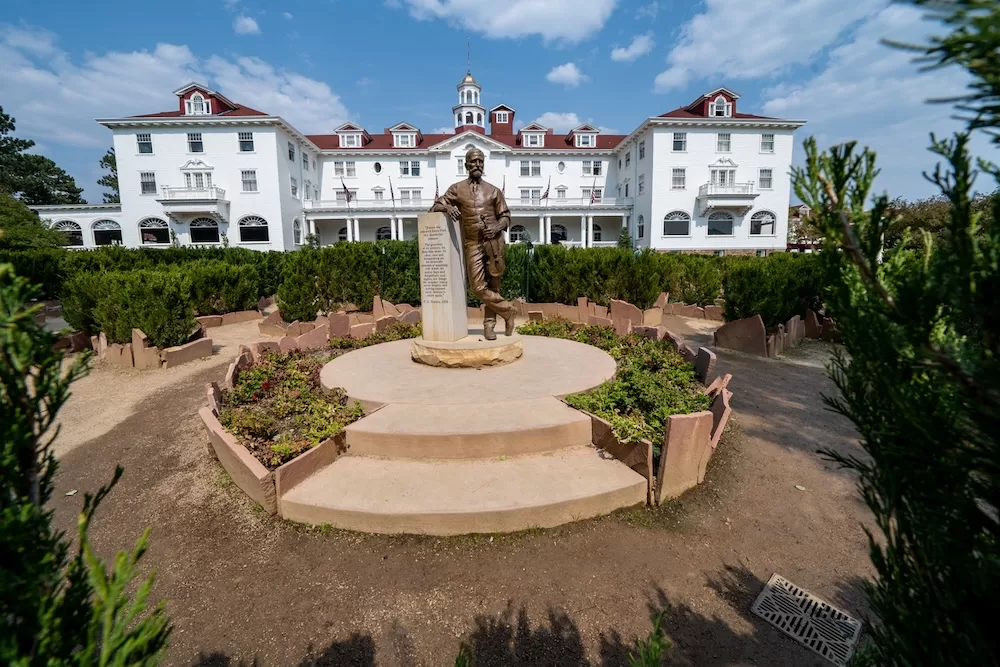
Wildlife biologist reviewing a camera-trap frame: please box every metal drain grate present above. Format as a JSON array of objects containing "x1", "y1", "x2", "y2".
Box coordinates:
[{"x1": 751, "y1": 574, "x2": 862, "y2": 666}]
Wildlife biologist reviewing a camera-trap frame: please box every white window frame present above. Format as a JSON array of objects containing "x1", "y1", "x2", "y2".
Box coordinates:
[
  {"x1": 187, "y1": 132, "x2": 203, "y2": 153},
  {"x1": 136, "y1": 133, "x2": 153, "y2": 154},
  {"x1": 524, "y1": 133, "x2": 543, "y2": 147},
  {"x1": 341, "y1": 133, "x2": 360, "y2": 148},
  {"x1": 288, "y1": 142, "x2": 295, "y2": 161},
  {"x1": 395, "y1": 133, "x2": 415, "y2": 148},
  {"x1": 672, "y1": 132, "x2": 687, "y2": 152},
  {"x1": 663, "y1": 211, "x2": 691, "y2": 237},
  {"x1": 759, "y1": 168, "x2": 773, "y2": 190},
  {"x1": 556, "y1": 187, "x2": 566, "y2": 199},
  {"x1": 637, "y1": 174, "x2": 645, "y2": 195},
  {"x1": 495, "y1": 111, "x2": 509, "y2": 124},
  {"x1": 576, "y1": 133, "x2": 595, "y2": 148},
  {"x1": 717, "y1": 133, "x2": 731, "y2": 152},
  {"x1": 638, "y1": 140, "x2": 645, "y2": 159},
  {"x1": 583, "y1": 160, "x2": 593, "y2": 176},
  {"x1": 238, "y1": 132, "x2": 254, "y2": 152},
  {"x1": 519, "y1": 188, "x2": 541, "y2": 205},
  {"x1": 185, "y1": 93, "x2": 209, "y2": 115},
  {"x1": 625, "y1": 151, "x2": 631, "y2": 168},
  {"x1": 290, "y1": 176, "x2": 298, "y2": 197},
  {"x1": 509, "y1": 224, "x2": 527, "y2": 242},
  {"x1": 711, "y1": 95, "x2": 732, "y2": 118},
  {"x1": 711, "y1": 168, "x2": 736, "y2": 186},
  {"x1": 346, "y1": 161, "x2": 357, "y2": 178},
  {"x1": 750, "y1": 210, "x2": 777, "y2": 236},
  {"x1": 760, "y1": 133, "x2": 775, "y2": 153},
  {"x1": 139, "y1": 171, "x2": 156, "y2": 195},
  {"x1": 399, "y1": 189, "x2": 422, "y2": 204},
  {"x1": 582, "y1": 187, "x2": 603, "y2": 202},
  {"x1": 637, "y1": 214, "x2": 645, "y2": 239},
  {"x1": 671, "y1": 168, "x2": 686, "y2": 190},
  {"x1": 302, "y1": 152, "x2": 309, "y2": 170},
  {"x1": 293, "y1": 219, "x2": 303, "y2": 245},
  {"x1": 707, "y1": 211, "x2": 735, "y2": 236},
  {"x1": 457, "y1": 158, "x2": 466, "y2": 176},
  {"x1": 373, "y1": 189, "x2": 384, "y2": 200},
  {"x1": 241, "y1": 169, "x2": 258, "y2": 193},
  {"x1": 334, "y1": 161, "x2": 345, "y2": 177}
]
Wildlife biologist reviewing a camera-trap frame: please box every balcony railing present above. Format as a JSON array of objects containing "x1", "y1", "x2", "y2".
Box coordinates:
[
  {"x1": 698, "y1": 183, "x2": 755, "y2": 197},
  {"x1": 304, "y1": 196, "x2": 634, "y2": 212},
  {"x1": 511, "y1": 197, "x2": 633, "y2": 208},
  {"x1": 159, "y1": 186, "x2": 227, "y2": 200},
  {"x1": 305, "y1": 198, "x2": 424, "y2": 210}
]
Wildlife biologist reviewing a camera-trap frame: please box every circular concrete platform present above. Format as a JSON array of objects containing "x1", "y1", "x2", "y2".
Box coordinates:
[
  {"x1": 411, "y1": 333, "x2": 523, "y2": 368},
  {"x1": 321, "y1": 335, "x2": 615, "y2": 406}
]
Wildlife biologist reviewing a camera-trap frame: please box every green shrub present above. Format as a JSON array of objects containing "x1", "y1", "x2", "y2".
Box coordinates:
[
  {"x1": 61, "y1": 271, "x2": 104, "y2": 335},
  {"x1": 0, "y1": 248, "x2": 65, "y2": 299},
  {"x1": 182, "y1": 260, "x2": 260, "y2": 315},
  {"x1": 722, "y1": 253, "x2": 824, "y2": 327},
  {"x1": 92, "y1": 270, "x2": 196, "y2": 348},
  {"x1": 278, "y1": 249, "x2": 321, "y2": 322}
]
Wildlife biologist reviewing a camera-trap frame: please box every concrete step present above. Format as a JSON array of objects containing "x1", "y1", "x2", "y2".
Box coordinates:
[
  {"x1": 278, "y1": 446, "x2": 647, "y2": 536},
  {"x1": 345, "y1": 397, "x2": 592, "y2": 459}
]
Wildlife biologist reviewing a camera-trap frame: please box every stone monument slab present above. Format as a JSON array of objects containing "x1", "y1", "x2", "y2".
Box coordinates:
[{"x1": 417, "y1": 212, "x2": 468, "y2": 342}]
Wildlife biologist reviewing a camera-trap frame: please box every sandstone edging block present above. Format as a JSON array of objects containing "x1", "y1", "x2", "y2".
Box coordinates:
[
  {"x1": 656, "y1": 410, "x2": 714, "y2": 504},
  {"x1": 199, "y1": 407, "x2": 277, "y2": 515},
  {"x1": 713, "y1": 315, "x2": 768, "y2": 357},
  {"x1": 273, "y1": 432, "x2": 347, "y2": 503},
  {"x1": 162, "y1": 337, "x2": 213, "y2": 369}
]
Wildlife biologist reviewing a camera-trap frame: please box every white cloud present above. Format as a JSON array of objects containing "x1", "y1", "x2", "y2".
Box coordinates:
[
  {"x1": 653, "y1": 0, "x2": 876, "y2": 92},
  {"x1": 0, "y1": 24, "x2": 352, "y2": 151},
  {"x1": 532, "y1": 112, "x2": 616, "y2": 134},
  {"x1": 223, "y1": 0, "x2": 240, "y2": 8},
  {"x1": 761, "y1": 3, "x2": 994, "y2": 199},
  {"x1": 233, "y1": 15, "x2": 261, "y2": 35},
  {"x1": 393, "y1": 0, "x2": 618, "y2": 44},
  {"x1": 611, "y1": 32, "x2": 654, "y2": 62},
  {"x1": 635, "y1": 2, "x2": 658, "y2": 20},
  {"x1": 431, "y1": 126, "x2": 455, "y2": 134},
  {"x1": 282, "y1": 11, "x2": 294, "y2": 19},
  {"x1": 546, "y1": 62, "x2": 588, "y2": 87}
]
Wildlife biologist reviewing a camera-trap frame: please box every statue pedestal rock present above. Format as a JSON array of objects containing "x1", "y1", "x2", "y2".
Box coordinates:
[{"x1": 411, "y1": 211, "x2": 522, "y2": 368}]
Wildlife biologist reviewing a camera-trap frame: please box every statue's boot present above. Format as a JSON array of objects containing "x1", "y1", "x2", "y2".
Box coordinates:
[
  {"x1": 484, "y1": 320, "x2": 497, "y2": 341},
  {"x1": 503, "y1": 313, "x2": 516, "y2": 337}
]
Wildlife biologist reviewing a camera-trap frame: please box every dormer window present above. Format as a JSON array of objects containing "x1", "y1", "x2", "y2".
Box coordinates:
[
  {"x1": 712, "y1": 96, "x2": 732, "y2": 117},
  {"x1": 576, "y1": 134, "x2": 595, "y2": 148},
  {"x1": 341, "y1": 133, "x2": 360, "y2": 148},
  {"x1": 495, "y1": 111, "x2": 509, "y2": 124},
  {"x1": 185, "y1": 93, "x2": 210, "y2": 115},
  {"x1": 525, "y1": 134, "x2": 542, "y2": 147},
  {"x1": 395, "y1": 133, "x2": 415, "y2": 148}
]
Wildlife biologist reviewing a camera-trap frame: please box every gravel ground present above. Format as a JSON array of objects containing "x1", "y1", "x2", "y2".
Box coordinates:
[{"x1": 50, "y1": 321, "x2": 874, "y2": 666}]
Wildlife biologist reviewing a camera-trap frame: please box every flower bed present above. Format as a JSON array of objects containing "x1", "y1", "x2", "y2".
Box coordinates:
[
  {"x1": 517, "y1": 318, "x2": 710, "y2": 457},
  {"x1": 218, "y1": 322, "x2": 421, "y2": 469}
]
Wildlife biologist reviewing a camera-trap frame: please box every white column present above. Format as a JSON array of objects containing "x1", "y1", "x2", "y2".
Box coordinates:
[
  {"x1": 580, "y1": 215, "x2": 587, "y2": 248},
  {"x1": 538, "y1": 215, "x2": 546, "y2": 244},
  {"x1": 545, "y1": 216, "x2": 552, "y2": 245},
  {"x1": 390, "y1": 216, "x2": 397, "y2": 240},
  {"x1": 353, "y1": 217, "x2": 360, "y2": 242},
  {"x1": 308, "y1": 218, "x2": 316, "y2": 237},
  {"x1": 587, "y1": 216, "x2": 594, "y2": 247},
  {"x1": 621, "y1": 213, "x2": 627, "y2": 229},
  {"x1": 345, "y1": 218, "x2": 353, "y2": 242},
  {"x1": 503, "y1": 227, "x2": 510, "y2": 243}
]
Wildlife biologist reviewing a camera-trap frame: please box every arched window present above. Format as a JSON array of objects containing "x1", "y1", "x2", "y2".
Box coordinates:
[
  {"x1": 187, "y1": 93, "x2": 207, "y2": 115},
  {"x1": 138, "y1": 217, "x2": 169, "y2": 245},
  {"x1": 457, "y1": 113, "x2": 461, "y2": 125},
  {"x1": 238, "y1": 215, "x2": 269, "y2": 243},
  {"x1": 190, "y1": 217, "x2": 220, "y2": 244},
  {"x1": 376, "y1": 226, "x2": 392, "y2": 241},
  {"x1": 637, "y1": 215, "x2": 645, "y2": 239},
  {"x1": 293, "y1": 219, "x2": 303, "y2": 245},
  {"x1": 465, "y1": 112, "x2": 473, "y2": 124},
  {"x1": 712, "y1": 96, "x2": 729, "y2": 117},
  {"x1": 92, "y1": 219, "x2": 122, "y2": 246},
  {"x1": 663, "y1": 211, "x2": 691, "y2": 236},
  {"x1": 509, "y1": 224, "x2": 527, "y2": 243},
  {"x1": 550, "y1": 224, "x2": 567, "y2": 244},
  {"x1": 708, "y1": 211, "x2": 734, "y2": 236},
  {"x1": 592, "y1": 224, "x2": 602, "y2": 243},
  {"x1": 54, "y1": 220, "x2": 83, "y2": 247},
  {"x1": 338, "y1": 227, "x2": 348, "y2": 242},
  {"x1": 477, "y1": 112, "x2": 483, "y2": 125},
  {"x1": 750, "y1": 210, "x2": 776, "y2": 236}
]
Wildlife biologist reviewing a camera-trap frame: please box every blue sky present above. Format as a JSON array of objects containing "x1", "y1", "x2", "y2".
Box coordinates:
[{"x1": 1, "y1": 0, "x2": 993, "y2": 202}]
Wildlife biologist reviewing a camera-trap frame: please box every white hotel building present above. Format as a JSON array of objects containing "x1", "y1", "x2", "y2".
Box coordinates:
[{"x1": 33, "y1": 72, "x2": 804, "y2": 255}]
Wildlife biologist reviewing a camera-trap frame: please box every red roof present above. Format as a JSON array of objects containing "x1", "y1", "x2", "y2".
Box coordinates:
[
  {"x1": 305, "y1": 131, "x2": 626, "y2": 150},
  {"x1": 657, "y1": 108, "x2": 778, "y2": 120},
  {"x1": 129, "y1": 104, "x2": 269, "y2": 119}
]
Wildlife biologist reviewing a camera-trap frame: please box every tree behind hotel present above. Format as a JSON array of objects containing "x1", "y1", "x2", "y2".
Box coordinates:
[{"x1": 791, "y1": 1, "x2": 1000, "y2": 663}]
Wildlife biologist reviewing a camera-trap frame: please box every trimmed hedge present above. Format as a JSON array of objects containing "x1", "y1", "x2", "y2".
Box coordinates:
[
  {"x1": 10, "y1": 242, "x2": 826, "y2": 334},
  {"x1": 722, "y1": 253, "x2": 824, "y2": 327}
]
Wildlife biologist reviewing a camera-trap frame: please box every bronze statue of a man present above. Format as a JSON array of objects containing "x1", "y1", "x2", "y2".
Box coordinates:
[{"x1": 431, "y1": 148, "x2": 516, "y2": 340}]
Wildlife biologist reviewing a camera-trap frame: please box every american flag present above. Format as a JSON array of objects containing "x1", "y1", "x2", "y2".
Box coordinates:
[
  {"x1": 340, "y1": 177, "x2": 353, "y2": 203},
  {"x1": 589, "y1": 176, "x2": 598, "y2": 206},
  {"x1": 388, "y1": 175, "x2": 396, "y2": 211},
  {"x1": 541, "y1": 176, "x2": 551, "y2": 200}
]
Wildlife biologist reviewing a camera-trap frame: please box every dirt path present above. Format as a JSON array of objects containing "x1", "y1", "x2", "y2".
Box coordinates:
[{"x1": 51, "y1": 333, "x2": 874, "y2": 666}]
